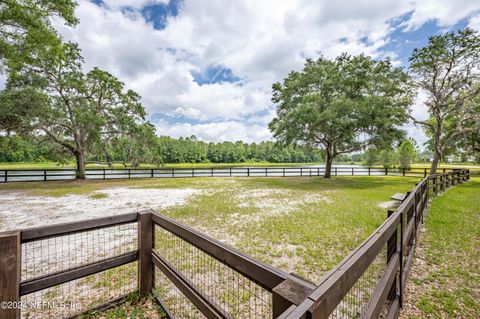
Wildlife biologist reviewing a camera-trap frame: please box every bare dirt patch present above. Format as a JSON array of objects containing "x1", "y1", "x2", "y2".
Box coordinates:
[
  {"x1": 377, "y1": 200, "x2": 400, "y2": 209},
  {"x1": 235, "y1": 188, "x2": 332, "y2": 219},
  {"x1": 0, "y1": 187, "x2": 202, "y2": 230}
]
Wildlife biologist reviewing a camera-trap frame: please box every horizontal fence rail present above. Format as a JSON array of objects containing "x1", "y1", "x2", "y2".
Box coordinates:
[
  {"x1": 279, "y1": 169, "x2": 469, "y2": 319},
  {"x1": 0, "y1": 166, "x2": 469, "y2": 183},
  {"x1": 0, "y1": 169, "x2": 470, "y2": 319},
  {"x1": 0, "y1": 211, "x2": 316, "y2": 319},
  {"x1": 0, "y1": 213, "x2": 140, "y2": 319}
]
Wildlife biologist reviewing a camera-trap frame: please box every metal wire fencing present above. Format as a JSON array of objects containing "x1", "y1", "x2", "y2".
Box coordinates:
[
  {"x1": 330, "y1": 245, "x2": 389, "y2": 318},
  {"x1": 152, "y1": 224, "x2": 272, "y2": 319},
  {"x1": 17, "y1": 216, "x2": 139, "y2": 318}
]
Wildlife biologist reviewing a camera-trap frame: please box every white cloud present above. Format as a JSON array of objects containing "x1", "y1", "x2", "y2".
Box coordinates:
[
  {"x1": 404, "y1": 0, "x2": 480, "y2": 31},
  {"x1": 468, "y1": 14, "x2": 480, "y2": 31},
  {"x1": 46, "y1": 0, "x2": 480, "y2": 144},
  {"x1": 155, "y1": 120, "x2": 272, "y2": 143}
]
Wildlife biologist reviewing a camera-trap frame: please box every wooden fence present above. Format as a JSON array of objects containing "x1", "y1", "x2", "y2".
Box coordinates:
[
  {"x1": 0, "y1": 166, "x2": 467, "y2": 183},
  {"x1": 0, "y1": 169, "x2": 470, "y2": 319},
  {"x1": 278, "y1": 169, "x2": 470, "y2": 319}
]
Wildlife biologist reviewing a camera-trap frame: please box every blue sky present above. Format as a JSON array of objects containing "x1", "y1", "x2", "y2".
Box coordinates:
[{"x1": 51, "y1": 0, "x2": 480, "y2": 145}]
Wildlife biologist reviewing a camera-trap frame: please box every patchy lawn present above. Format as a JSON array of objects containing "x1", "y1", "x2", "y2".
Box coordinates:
[
  {"x1": 400, "y1": 178, "x2": 480, "y2": 319},
  {"x1": 2, "y1": 176, "x2": 417, "y2": 282},
  {"x1": 2, "y1": 176, "x2": 421, "y2": 318}
]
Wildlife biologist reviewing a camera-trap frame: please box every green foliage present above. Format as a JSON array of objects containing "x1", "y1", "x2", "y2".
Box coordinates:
[
  {"x1": 1, "y1": 42, "x2": 150, "y2": 178},
  {"x1": 269, "y1": 53, "x2": 413, "y2": 177},
  {"x1": 398, "y1": 138, "x2": 418, "y2": 169},
  {"x1": 0, "y1": 0, "x2": 77, "y2": 71},
  {"x1": 409, "y1": 28, "x2": 480, "y2": 173},
  {"x1": 364, "y1": 148, "x2": 379, "y2": 166},
  {"x1": 379, "y1": 149, "x2": 397, "y2": 169},
  {"x1": 152, "y1": 137, "x2": 323, "y2": 164}
]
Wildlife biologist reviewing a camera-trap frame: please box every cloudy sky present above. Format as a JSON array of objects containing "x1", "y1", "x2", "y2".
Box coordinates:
[{"x1": 51, "y1": 0, "x2": 480, "y2": 145}]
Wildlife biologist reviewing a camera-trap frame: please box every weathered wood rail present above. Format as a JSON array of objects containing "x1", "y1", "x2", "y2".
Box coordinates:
[
  {"x1": 278, "y1": 169, "x2": 470, "y2": 319},
  {"x1": 0, "y1": 166, "x2": 466, "y2": 183},
  {"x1": 0, "y1": 169, "x2": 470, "y2": 319}
]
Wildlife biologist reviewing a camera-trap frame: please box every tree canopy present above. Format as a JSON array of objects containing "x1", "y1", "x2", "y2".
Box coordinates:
[
  {"x1": 0, "y1": 0, "x2": 77, "y2": 71},
  {"x1": 269, "y1": 54, "x2": 413, "y2": 177},
  {"x1": 409, "y1": 28, "x2": 480, "y2": 174},
  {"x1": 1, "y1": 42, "x2": 152, "y2": 178}
]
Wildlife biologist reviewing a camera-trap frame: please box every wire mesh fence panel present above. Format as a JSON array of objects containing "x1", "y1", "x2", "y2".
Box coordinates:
[
  {"x1": 154, "y1": 267, "x2": 207, "y2": 319},
  {"x1": 153, "y1": 225, "x2": 272, "y2": 319},
  {"x1": 21, "y1": 222, "x2": 138, "y2": 281},
  {"x1": 329, "y1": 245, "x2": 389, "y2": 319},
  {"x1": 20, "y1": 222, "x2": 138, "y2": 318},
  {"x1": 20, "y1": 262, "x2": 137, "y2": 319}
]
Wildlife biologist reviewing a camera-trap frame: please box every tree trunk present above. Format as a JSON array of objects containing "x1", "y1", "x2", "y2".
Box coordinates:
[
  {"x1": 430, "y1": 126, "x2": 443, "y2": 175},
  {"x1": 324, "y1": 152, "x2": 334, "y2": 178},
  {"x1": 75, "y1": 151, "x2": 86, "y2": 179},
  {"x1": 430, "y1": 150, "x2": 441, "y2": 175}
]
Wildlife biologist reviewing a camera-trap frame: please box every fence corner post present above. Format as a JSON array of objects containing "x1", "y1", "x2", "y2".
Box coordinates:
[
  {"x1": 0, "y1": 230, "x2": 21, "y2": 319},
  {"x1": 272, "y1": 279, "x2": 314, "y2": 318},
  {"x1": 138, "y1": 210, "x2": 153, "y2": 296}
]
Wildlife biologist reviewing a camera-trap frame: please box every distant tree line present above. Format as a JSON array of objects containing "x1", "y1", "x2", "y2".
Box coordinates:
[
  {"x1": 1, "y1": 0, "x2": 479, "y2": 178},
  {"x1": 0, "y1": 135, "x2": 323, "y2": 166}
]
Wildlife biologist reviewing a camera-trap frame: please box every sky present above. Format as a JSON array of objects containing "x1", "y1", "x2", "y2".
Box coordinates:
[{"x1": 47, "y1": 1, "x2": 480, "y2": 145}]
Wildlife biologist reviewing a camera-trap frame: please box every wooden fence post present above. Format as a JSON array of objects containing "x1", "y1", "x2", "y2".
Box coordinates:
[
  {"x1": 4, "y1": 170, "x2": 7, "y2": 183},
  {"x1": 387, "y1": 210, "x2": 398, "y2": 306},
  {"x1": 399, "y1": 209, "x2": 404, "y2": 307},
  {"x1": 138, "y1": 211, "x2": 153, "y2": 295},
  {"x1": 385, "y1": 168, "x2": 388, "y2": 176},
  {"x1": 0, "y1": 231, "x2": 21, "y2": 319},
  {"x1": 272, "y1": 279, "x2": 314, "y2": 318},
  {"x1": 368, "y1": 167, "x2": 371, "y2": 176},
  {"x1": 151, "y1": 169, "x2": 154, "y2": 178}
]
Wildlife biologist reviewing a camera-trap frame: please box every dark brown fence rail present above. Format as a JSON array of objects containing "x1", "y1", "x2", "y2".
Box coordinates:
[
  {"x1": 278, "y1": 169, "x2": 470, "y2": 319},
  {"x1": 0, "y1": 169, "x2": 470, "y2": 319},
  {"x1": 0, "y1": 212, "x2": 315, "y2": 319},
  {"x1": 0, "y1": 166, "x2": 468, "y2": 183}
]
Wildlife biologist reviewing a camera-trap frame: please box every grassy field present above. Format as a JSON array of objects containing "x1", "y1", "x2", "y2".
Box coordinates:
[
  {"x1": 3, "y1": 175, "x2": 475, "y2": 318},
  {"x1": 400, "y1": 178, "x2": 480, "y2": 319},
  {"x1": 1, "y1": 175, "x2": 417, "y2": 281}
]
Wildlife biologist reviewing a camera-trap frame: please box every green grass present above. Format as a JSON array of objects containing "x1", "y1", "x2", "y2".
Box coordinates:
[
  {"x1": 1, "y1": 175, "x2": 418, "y2": 281},
  {"x1": 149, "y1": 175, "x2": 418, "y2": 281},
  {"x1": 402, "y1": 178, "x2": 480, "y2": 319},
  {"x1": 6, "y1": 175, "x2": 476, "y2": 317}
]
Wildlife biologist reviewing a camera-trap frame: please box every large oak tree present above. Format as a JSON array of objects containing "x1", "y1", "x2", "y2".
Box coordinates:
[
  {"x1": 1, "y1": 42, "x2": 152, "y2": 179},
  {"x1": 269, "y1": 54, "x2": 413, "y2": 178},
  {"x1": 409, "y1": 28, "x2": 480, "y2": 174}
]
